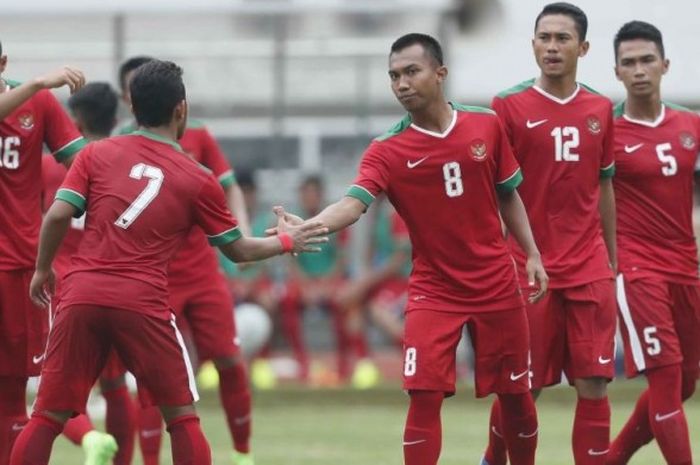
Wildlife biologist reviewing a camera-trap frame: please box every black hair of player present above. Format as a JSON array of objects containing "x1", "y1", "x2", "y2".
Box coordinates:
[
  {"x1": 390, "y1": 33, "x2": 444, "y2": 67},
  {"x1": 118, "y1": 56, "x2": 155, "y2": 92},
  {"x1": 129, "y1": 60, "x2": 185, "y2": 128},
  {"x1": 68, "y1": 82, "x2": 118, "y2": 137},
  {"x1": 535, "y1": 2, "x2": 588, "y2": 41},
  {"x1": 614, "y1": 21, "x2": 665, "y2": 60},
  {"x1": 300, "y1": 174, "x2": 324, "y2": 191}
]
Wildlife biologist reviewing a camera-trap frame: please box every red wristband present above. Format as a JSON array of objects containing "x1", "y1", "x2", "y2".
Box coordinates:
[{"x1": 278, "y1": 233, "x2": 294, "y2": 253}]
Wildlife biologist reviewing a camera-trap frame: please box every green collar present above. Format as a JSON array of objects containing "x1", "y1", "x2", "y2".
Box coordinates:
[{"x1": 132, "y1": 129, "x2": 183, "y2": 152}]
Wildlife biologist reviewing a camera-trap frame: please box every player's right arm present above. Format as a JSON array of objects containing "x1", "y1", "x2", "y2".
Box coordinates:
[{"x1": 0, "y1": 66, "x2": 85, "y2": 120}]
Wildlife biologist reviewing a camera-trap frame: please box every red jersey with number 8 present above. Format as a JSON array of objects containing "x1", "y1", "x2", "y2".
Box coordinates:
[
  {"x1": 347, "y1": 103, "x2": 524, "y2": 313},
  {"x1": 55, "y1": 130, "x2": 241, "y2": 319}
]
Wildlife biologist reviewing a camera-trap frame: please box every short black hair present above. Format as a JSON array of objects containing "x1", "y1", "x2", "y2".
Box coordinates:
[
  {"x1": 300, "y1": 174, "x2": 323, "y2": 191},
  {"x1": 390, "y1": 33, "x2": 444, "y2": 66},
  {"x1": 129, "y1": 60, "x2": 185, "y2": 128},
  {"x1": 535, "y1": 2, "x2": 588, "y2": 41},
  {"x1": 614, "y1": 21, "x2": 665, "y2": 60},
  {"x1": 118, "y1": 55, "x2": 155, "y2": 92},
  {"x1": 68, "y1": 82, "x2": 118, "y2": 137}
]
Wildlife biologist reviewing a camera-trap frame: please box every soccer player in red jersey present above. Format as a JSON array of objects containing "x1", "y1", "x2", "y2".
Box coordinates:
[
  {"x1": 10, "y1": 60, "x2": 326, "y2": 465},
  {"x1": 43, "y1": 82, "x2": 138, "y2": 465},
  {"x1": 273, "y1": 33, "x2": 547, "y2": 465},
  {"x1": 0, "y1": 41, "x2": 87, "y2": 465},
  {"x1": 118, "y1": 56, "x2": 256, "y2": 465},
  {"x1": 481, "y1": 4, "x2": 617, "y2": 465},
  {"x1": 606, "y1": 21, "x2": 699, "y2": 465}
]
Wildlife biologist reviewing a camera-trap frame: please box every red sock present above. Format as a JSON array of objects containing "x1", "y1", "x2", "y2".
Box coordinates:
[
  {"x1": 607, "y1": 390, "x2": 653, "y2": 465},
  {"x1": 139, "y1": 405, "x2": 163, "y2": 465},
  {"x1": 350, "y1": 332, "x2": 370, "y2": 359},
  {"x1": 572, "y1": 397, "x2": 610, "y2": 465},
  {"x1": 0, "y1": 377, "x2": 29, "y2": 465},
  {"x1": 499, "y1": 393, "x2": 538, "y2": 465},
  {"x1": 166, "y1": 415, "x2": 211, "y2": 465},
  {"x1": 218, "y1": 363, "x2": 252, "y2": 453},
  {"x1": 483, "y1": 398, "x2": 507, "y2": 465},
  {"x1": 646, "y1": 365, "x2": 691, "y2": 465},
  {"x1": 9, "y1": 413, "x2": 63, "y2": 465},
  {"x1": 62, "y1": 414, "x2": 93, "y2": 445},
  {"x1": 403, "y1": 390, "x2": 443, "y2": 465},
  {"x1": 104, "y1": 386, "x2": 137, "y2": 465},
  {"x1": 331, "y1": 305, "x2": 352, "y2": 380},
  {"x1": 280, "y1": 295, "x2": 309, "y2": 380}
]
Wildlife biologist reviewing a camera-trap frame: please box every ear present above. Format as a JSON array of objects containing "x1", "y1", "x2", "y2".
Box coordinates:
[
  {"x1": 614, "y1": 65, "x2": 622, "y2": 82},
  {"x1": 662, "y1": 58, "x2": 670, "y2": 76},
  {"x1": 175, "y1": 99, "x2": 188, "y2": 123},
  {"x1": 436, "y1": 65, "x2": 448, "y2": 83},
  {"x1": 579, "y1": 40, "x2": 590, "y2": 58},
  {"x1": 0, "y1": 55, "x2": 8, "y2": 74}
]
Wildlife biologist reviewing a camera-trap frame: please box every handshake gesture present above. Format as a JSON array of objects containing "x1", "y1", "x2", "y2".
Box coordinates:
[{"x1": 272, "y1": 205, "x2": 328, "y2": 255}]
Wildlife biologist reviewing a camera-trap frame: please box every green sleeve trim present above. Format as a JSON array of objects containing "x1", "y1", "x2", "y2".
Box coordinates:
[
  {"x1": 218, "y1": 170, "x2": 235, "y2": 188},
  {"x1": 496, "y1": 79, "x2": 535, "y2": 99},
  {"x1": 208, "y1": 226, "x2": 242, "y2": 246},
  {"x1": 613, "y1": 101, "x2": 625, "y2": 118},
  {"x1": 54, "y1": 137, "x2": 87, "y2": 162},
  {"x1": 117, "y1": 122, "x2": 137, "y2": 135},
  {"x1": 374, "y1": 115, "x2": 412, "y2": 141},
  {"x1": 5, "y1": 79, "x2": 22, "y2": 88},
  {"x1": 450, "y1": 102, "x2": 495, "y2": 115},
  {"x1": 664, "y1": 101, "x2": 695, "y2": 113},
  {"x1": 55, "y1": 188, "x2": 86, "y2": 217},
  {"x1": 600, "y1": 162, "x2": 616, "y2": 178},
  {"x1": 579, "y1": 82, "x2": 602, "y2": 95},
  {"x1": 346, "y1": 185, "x2": 375, "y2": 207},
  {"x1": 496, "y1": 168, "x2": 523, "y2": 194}
]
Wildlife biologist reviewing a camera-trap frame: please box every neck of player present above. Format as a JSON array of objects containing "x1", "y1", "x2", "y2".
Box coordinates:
[
  {"x1": 140, "y1": 123, "x2": 179, "y2": 142},
  {"x1": 410, "y1": 99, "x2": 453, "y2": 134},
  {"x1": 624, "y1": 92, "x2": 663, "y2": 122},
  {"x1": 536, "y1": 72, "x2": 578, "y2": 100}
]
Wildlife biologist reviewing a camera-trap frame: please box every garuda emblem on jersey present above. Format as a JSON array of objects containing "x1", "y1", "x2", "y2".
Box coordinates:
[
  {"x1": 586, "y1": 116, "x2": 601, "y2": 135},
  {"x1": 17, "y1": 112, "x2": 34, "y2": 130},
  {"x1": 470, "y1": 139, "x2": 487, "y2": 161},
  {"x1": 679, "y1": 132, "x2": 696, "y2": 150}
]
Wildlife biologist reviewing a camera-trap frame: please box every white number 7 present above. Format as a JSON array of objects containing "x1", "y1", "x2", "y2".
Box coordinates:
[{"x1": 115, "y1": 163, "x2": 164, "y2": 229}]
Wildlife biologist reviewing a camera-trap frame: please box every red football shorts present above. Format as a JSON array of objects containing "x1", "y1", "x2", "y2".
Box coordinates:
[
  {"x1": 526, "y1": 278, "x2": 616, "y2": 388},
  {"x1": 169, "y1": 272, "x2": 239, "y2": 361},
  {"x1": 402, "y1": 306, "x2": 531, "y2": 397},
  {"x1": 616, "y1": 274, "x2": 700, "y2": 379},
  {"x1": 33, "y1": 305, "x2": 198, "y2": 415},
  {"x1": 100, "y1": 349, "x2": 128, "y2": 381},
  {"x1": 0, "y1": 270, "x2": 49, "y2": 377}
]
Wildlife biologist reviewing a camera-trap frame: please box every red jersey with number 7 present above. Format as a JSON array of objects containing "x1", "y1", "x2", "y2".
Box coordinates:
[
  {"x1": 347, "y1": 103, "x2": 524, "y2": 313},
  {"x1": 55, "y1": 130, "x2": 241, "y2": 319},
  {"x1": 491, "y1": 80, "x2": 615, "y2": 289},
  {"x1": 0, "y1": 80, "x2": 86, "y2": 270},
  {"x1": 613, "y1": 103, "x2": 700, "y2": 284}
]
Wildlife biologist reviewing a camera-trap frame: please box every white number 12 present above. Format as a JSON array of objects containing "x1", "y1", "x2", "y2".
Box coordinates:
[{"x1": 115, "y1": 163, "x2": 164, "y2": 229}]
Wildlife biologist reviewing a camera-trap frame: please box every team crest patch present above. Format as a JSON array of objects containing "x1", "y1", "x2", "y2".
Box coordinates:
[
  {"x1": 470, "y1": 139, "x2": 488, "y2": 161},
  {"x1": 586, "y1": 116, "x2": 601, "y2": 134},
  {"x1": 18, "y1": 112, "x2": 34, "y2": 130},
  {"x1": 679, "y1": 132, "x2": 696, "y2": 150}
]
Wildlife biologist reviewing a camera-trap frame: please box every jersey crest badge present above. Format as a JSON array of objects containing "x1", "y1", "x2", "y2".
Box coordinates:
[
  {"x1": 679, "y1": 132, "x2": 696, "y2": 150},
  {"x1": 470, "y1": 139, "x2": 487, "y2": 161},
  {"x1": 586, "y1": 116, "x2": 601, "y2": 135},
  {"x1": 18, "y1": 112, "x2": 34, "y2": 130}
]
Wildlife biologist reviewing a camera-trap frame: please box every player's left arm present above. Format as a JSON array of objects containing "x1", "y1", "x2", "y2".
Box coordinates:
[{"x1": 599, "y1": 177, "x2": 617, "y2": 273}]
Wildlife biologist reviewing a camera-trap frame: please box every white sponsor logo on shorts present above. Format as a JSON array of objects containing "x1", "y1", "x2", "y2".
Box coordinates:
[
  {"x1": 597, "y1": 356, "x2": 612, "y2": 365},
  {"x1": 510, "y1": 369, "x2": 529, "y2": 381},
  {"x1": 588, "y1": 448, "x2": 609, "y2": 456},
  {"x1": 32, "y1": 354, "x2": 45, "y2": 364},
  {"x1": 655, "y1": 410, "x2": 681, "y2": 422},
  {"x1": 11, "y1": 423, "x2": 25, "y2": 432},
  {"x1": 141, "y1": 429, "x2": 161, "y2": 438},
  {"x1": 518, "y1": 429, "x2": 538, "y2": 438},
  {"x1": 402, "y1": 439, "x2": 427, "y2": 446}
]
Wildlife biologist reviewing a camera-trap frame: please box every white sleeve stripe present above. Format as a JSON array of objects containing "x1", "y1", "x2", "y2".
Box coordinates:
[{"x1": 616, "y1": 274, "x2": 646, "y2": 371}]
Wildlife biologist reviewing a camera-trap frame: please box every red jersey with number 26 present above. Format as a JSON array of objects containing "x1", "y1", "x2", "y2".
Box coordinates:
[
  {"x1": 0, "y1": 81, "x2": 85, "y2": 270},
  {"x1": 492, "y1": 80, "x2": 615, "y2": 289},
  {"x1": 614, "y1": 103, "x2": 700, "y2": 284},
  {"x1": 55, "y1": 130, "x2": 241, "y2": 319},
  {"x1": 347, "y1": 103, "x2": 524, "y2": 313}
]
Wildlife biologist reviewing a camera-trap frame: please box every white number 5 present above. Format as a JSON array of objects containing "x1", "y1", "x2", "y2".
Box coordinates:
[
  {"x1": 643, "y1": 326, "x2": 661, "y2": 356},
  {"x1": 115, "y1": 163, "x2": 164, "y2": 229},
  {"x1": 656, "y1": 143, "x2": 677, "y2": 176}
]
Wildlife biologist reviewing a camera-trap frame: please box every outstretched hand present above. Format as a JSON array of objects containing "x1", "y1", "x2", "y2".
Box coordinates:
[
  {"x1": 275, "y1": 206, "x2": 328, "y2": 254},
  {"x1": 29, "y1": 269, "x2": 55, "y2": 308},
  {"x1": 37, "y1": 66, "x2": 86, "y2": 94},
  {"x1": 265, "y1": 206, "x2": 304, "y2": 236}
]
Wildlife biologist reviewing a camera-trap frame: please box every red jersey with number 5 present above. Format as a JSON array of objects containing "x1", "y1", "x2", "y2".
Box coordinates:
[
  {"x1": 347, "y1": 103, "x2": 523, "y2": 313},
  {"x1": 613, "y1": 103, "x2": 700, "y2": 284},
  {"x1": 492, "y1": 80, "x2": 615, "y2": 288},
  {"x1": 55, "y1": 130, "x2": 241, "y2": 318},
  {"x1": 0, "y1": 80, "x2": 85, "y2": 270}
]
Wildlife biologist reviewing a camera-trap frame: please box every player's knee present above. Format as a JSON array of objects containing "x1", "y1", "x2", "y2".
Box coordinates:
[
  {"x1": 213, "y1": 354, "x2": 243, "y2": 370},
  {"x1": 159, "y1": 404, "x2": 197, "y2": 424},
  {"x1": 573, "y1": 376, "x2": 608, "y2": 399},
  {"x1": 681, "y1": 374, "x2": 696, "y2": 401}
]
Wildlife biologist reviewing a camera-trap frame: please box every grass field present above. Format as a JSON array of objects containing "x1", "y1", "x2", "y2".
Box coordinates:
[{"x1": 48, "y1": 379, "x2": 699, "y2": 465}]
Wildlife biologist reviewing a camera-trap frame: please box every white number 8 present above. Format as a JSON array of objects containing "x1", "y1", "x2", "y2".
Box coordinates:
[
  {"x1": 404, "y1": 347, "x2": 417, "y2": 376},
  {"x1": 443, "y1": 161, "x2": 463, "y2": 198}
]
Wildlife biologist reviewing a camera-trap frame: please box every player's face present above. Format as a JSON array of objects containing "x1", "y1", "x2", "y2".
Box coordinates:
[
  {"x1": 299, "y1": 183, "x2": 323, "y2": 213},
  {"x1": 533, "y1": 14, "x2": 589, "y2": 79},
  {"x1": 388, "y1": 44, "x2": 446, "y2": 113},
  {"x1": 615, "y1": 39, "x2": 668, "y2": 99}
]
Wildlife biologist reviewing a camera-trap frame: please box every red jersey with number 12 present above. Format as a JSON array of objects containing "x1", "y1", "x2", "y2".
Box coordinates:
[
  {"x1": 347, "y1": 103, "x2": 524, "y2": 313},
  {"x1": 55, "y1": 131, "x2": 241, "y2": 319},
  {"x1": 614, "y1": 103, "x2": 700, "y2": 284},
  {"x1": 492, "y1": 80, "x2": 615, "y2": 288}
]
